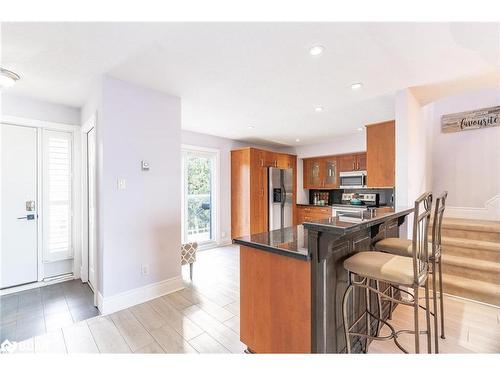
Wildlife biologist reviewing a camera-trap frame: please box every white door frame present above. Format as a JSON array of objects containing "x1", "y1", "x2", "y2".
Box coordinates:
[
  {"x1": 0, "y1": 115, "x2": 80, "y2": 287},
  {"x1": 181, "y1": 144, "x2": 221, "y2": 249},
  {"x1": 81, "y1": 113, "x2": 98, "y2": 306}
]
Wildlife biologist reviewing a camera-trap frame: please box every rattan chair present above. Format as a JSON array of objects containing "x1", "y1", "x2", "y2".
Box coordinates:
[
  {"x1": 374, "y1": 191, "x2": 448, "y2": 352},
  {"x1": 342, "y1": 192, "x2": 433, "y2": 353}
]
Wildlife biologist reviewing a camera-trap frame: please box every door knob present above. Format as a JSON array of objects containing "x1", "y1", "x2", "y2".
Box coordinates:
[{"x1": 17, "y1": 214, "x2": 35, "y2": 220}]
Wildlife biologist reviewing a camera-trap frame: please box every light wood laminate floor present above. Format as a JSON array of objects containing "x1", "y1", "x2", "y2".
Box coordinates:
[{"x1": 8, "y1": 245, "x2": 500, "y2": 353}]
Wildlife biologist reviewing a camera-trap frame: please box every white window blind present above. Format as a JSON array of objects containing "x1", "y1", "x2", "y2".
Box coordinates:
[{"x1": 43, "y1": 130, "x2": 73, "y2": 262}]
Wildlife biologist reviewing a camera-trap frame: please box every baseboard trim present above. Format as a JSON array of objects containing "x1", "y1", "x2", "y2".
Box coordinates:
[
  {"x1": 97, "y1": 276, "x2": 184, "y2": 315},
  {"x1": 445, "y1": 194, "x2": 500, "y2": 221},
  {"x1": 444, "y1": 292, "x2": 500, "y2": 309}
]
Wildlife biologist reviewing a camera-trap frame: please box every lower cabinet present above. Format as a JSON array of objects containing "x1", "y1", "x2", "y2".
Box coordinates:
[
  {"x1": 297, "y1": 205, "x2": 332, "y2": 224},
  {"x1": 240, "y1": 245, "x2": 311, "y2": 353}
]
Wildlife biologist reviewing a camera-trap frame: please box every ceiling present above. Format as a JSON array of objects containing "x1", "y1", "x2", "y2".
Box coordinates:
[{"x1": 2, "y1": 22, "x2": 499, "y2": 145}]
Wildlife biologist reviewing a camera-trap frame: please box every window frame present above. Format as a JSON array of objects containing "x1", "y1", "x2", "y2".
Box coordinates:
[
  {"x1": 42, "y1": 129, "x2": 74, "y2": 263},
  {"x1": 181, "y1": 144, "x2": 220, "y2": 249}
]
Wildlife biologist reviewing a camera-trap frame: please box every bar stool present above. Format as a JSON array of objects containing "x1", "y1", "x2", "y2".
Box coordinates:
[
  {"x1": 342, "y1": 192, "x2": 433, "y2": 354},
  {"x1": 374, "y1": 191, "x2": 447, "y2": 352}
]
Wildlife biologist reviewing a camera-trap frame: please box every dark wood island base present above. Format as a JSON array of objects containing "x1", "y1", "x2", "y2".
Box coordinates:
[{"x1": 235, "y1": 207, "x2": 413, "y2": 353}]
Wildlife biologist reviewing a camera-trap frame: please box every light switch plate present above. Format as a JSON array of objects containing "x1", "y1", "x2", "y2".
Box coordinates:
[{"x1": 117, "y1": 178, "x2": 127, "y2": 190}]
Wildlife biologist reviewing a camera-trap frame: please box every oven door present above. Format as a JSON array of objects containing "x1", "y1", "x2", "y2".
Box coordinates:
[
  {"x1": 333, "y1": 207, "x2": 367, "y2": 222},
  {"x1": 339, "y1": 171, "x2": 366, "y2": 189}
]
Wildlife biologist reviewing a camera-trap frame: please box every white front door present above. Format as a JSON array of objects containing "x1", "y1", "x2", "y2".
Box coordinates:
[
  {"x1": 87, "y1": 127, "x2": 97, "y2": 292},
  {"x1": 1, "y1": 124, "x2": 38, "y2": 288}
]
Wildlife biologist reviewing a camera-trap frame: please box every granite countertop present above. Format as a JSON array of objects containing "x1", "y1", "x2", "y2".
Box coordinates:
[
  {"x1": 302, "y1": 206, "x2": 414, "y2": 234},
  {"x1": 233, "y1": 207, "x2": 413, "y2": 260},
  {"x1": 234, "y1": 225, "x2": 310, "y2": 260},
  {"x1": 296, "y1": 203, "x2": 332, "y2": 208},
  {"x1": 297, "y1": 203, "x2": 394, "y2": 209}
]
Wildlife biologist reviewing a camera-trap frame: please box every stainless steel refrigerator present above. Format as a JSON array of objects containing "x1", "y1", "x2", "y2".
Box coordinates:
[{"x1": 268, "y1": 167, "x2": 293, "y2": 230}]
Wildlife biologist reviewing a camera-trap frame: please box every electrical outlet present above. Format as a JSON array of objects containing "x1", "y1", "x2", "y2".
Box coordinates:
[{"x1": 141, "y1": 264, "x2": 150, "y2": 276}]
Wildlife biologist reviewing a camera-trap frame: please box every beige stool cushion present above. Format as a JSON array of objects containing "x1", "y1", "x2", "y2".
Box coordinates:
[
  {"x1": 344, "y1": 251, "x2": 424, "y2": 287},
  {"x1": 374, "y1": 238, "x2": 412, "y2": 257}
]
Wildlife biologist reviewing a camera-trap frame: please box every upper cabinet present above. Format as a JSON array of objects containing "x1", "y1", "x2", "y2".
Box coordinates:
[
  {"x1": 323, "y1": 157, "x2": 338, "y2": 189},
  {"x1": 303, "y1": 158, "x2": 323, "y2": 188},
  {"x1": 303, "y1": 156, "x2": 339, "y2": 189},
  {"x1": 337, "y1": 153, "x2": 366, "y2": 173},
  {"x1": 262, "y1": 150, "x2": 295, "y2": 169},
  {"x1": 356, "y1": 153, "x2": 367, "y2": 171},
  {"x1": 366, "y1": 120, "x2": 395, "y2": 188},
  {"x1": 301, "y1": 120, "x2": 395, "y2": 190}
]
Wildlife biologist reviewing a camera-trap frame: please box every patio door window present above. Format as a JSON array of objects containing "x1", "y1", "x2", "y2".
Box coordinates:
[{"x1": 181, "y1": 148, "x2": 217, "y2": 246}]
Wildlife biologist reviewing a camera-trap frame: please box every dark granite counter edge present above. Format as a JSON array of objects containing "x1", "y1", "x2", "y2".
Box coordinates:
[
  {"x1": 302, "y1": 207, "x2": 414, "y2": 234},
  {"x1": 233, "y1": 238, "x2": 311, "y2": 261}
]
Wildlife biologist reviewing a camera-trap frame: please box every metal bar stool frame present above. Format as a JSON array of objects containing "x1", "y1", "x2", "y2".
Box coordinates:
[
  {"x1": 377, "y1": 191, "x2": 448, "y2": 353},
  {"x1": 342, "y1": 192, "x2": 433, "y2": 354},
  {"x1": 430, "y1": 191, "x2": 448, "y2": 351}
]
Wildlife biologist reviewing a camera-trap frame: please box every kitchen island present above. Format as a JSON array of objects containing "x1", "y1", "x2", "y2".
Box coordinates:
[{"x1": 233, "y1": 207, "x2": 413, "y2": 353}]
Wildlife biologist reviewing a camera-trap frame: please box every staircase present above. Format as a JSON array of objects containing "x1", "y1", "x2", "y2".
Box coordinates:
[{"x1": 438, "y1": 218, "x2": 500, "y2": 306}]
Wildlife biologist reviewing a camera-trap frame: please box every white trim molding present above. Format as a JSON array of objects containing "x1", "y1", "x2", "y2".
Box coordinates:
[
  {"x1": 445, "y1": 194, "x2": 500, "y2": 221},
  {"x1": 96, "y1": 276, "x2": 184, "y2": 315},
  {"x1": 0, "y1": 274, "x2": 75, "y2": 296}
]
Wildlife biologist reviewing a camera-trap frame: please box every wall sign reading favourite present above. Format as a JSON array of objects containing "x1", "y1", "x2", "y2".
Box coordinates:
[{"x1": 441, "y1": 106, "x2": 500, "y2": 133}]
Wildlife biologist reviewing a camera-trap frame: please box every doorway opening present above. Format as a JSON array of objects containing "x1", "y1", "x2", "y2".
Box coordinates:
[{"x1": 81, "y1": 115, "x2": 98, "y2": 308}]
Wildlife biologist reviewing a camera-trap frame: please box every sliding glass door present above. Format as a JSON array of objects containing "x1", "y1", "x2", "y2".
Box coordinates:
[{"x1": 181, "y1": 147, "x2": 217, "y2": 246}]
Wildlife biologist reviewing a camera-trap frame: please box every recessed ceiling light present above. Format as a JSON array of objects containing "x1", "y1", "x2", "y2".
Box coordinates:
[
  {"x1": 314, "y1": 106, "x2": 324, "y2": 112},
  {"x1": 351, "y1": 82, "x2": 363, "y2": 90},
  {"x1": 357, "y1": 127, "x2": 363, "y2": 131},
  {"x1": 247, "y1": 125, "x2": 255, "y2": 129},
  {"x1": 295, "y1": 138, "x2": 301, "y2": 143},
  {"x1": 0, "y1": 68, "x2": 21, "y2": 88},
  {"x1": 309, "y1": 45, "x2": 324, "y2": 56}
]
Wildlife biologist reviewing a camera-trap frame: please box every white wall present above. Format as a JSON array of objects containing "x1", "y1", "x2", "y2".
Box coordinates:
[
  {"x1": 82, "y1": 76, "x2": 182, "y2": 304},
  {"x1": 1, "y1": 94, "x2": 80, "y2": 125},
  {"x1": 287, "y1": 133, "x2": 366, "y2": 203},
  {"x1": 424, "y1": 88, "x2": 500, "y2": 220},
  {"x1": 395, "y1": 89, "x2": 431, "y2": 212}
]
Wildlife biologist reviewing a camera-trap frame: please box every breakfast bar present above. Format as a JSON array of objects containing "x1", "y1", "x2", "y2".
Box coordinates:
[{"x1": 234, "y1": 207, "x2": 413, "y2": 353}]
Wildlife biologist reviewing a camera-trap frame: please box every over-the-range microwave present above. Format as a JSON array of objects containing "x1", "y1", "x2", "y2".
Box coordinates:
[{"x1": 339, "y1": 170, "x2": 367, "y2": 189}]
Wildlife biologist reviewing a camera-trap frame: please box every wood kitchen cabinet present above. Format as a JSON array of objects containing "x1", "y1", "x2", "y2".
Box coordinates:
[
  {"x1": 366, "y1": 120, "x2": 395, "y2": 187},
  {"x1": 297, "y1": 205, "x2": 332, "y2": 224},
  {"x1": 322, "y1": 157, "x2": 338, "y2": 188},
  {"x1": 356, "y1": 153, "x2": 367, "y2": 170},
  {"x1": 303, "y1": 153, "x2": 366, "y2": 189},
  {"x1": 231, "y1": 148, "x2": 297, "y2": 239},
  {"x1": 302, "y1": 156, "x2": 339, "y2": 189},
  {"x1": 277, "y1": 153, "x2": 294, "y2": 169},
  {"x1": 303, "y1": 158, "x2": 322, "y2": 189},
  {"x1": 337, "y1": 153, "x2": 366, "y2": 172}
]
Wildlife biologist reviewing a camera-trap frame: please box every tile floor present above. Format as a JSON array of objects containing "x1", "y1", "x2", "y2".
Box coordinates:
[
  {"x1": 0, "y1": 279, "x2": 99, "y2": 342},
  {"x1": 2, "y1": 245, "x2": 499, "y2": 354}
]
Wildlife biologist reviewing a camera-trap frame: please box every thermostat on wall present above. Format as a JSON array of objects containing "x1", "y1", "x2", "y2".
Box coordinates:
[{"x1": 141, "y1": 160, "x2": 150, "y2": 171}]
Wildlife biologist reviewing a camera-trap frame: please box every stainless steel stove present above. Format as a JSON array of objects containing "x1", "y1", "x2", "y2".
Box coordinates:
[{"x1": 332, "y1": 193, "x2": 379, "y2": 222}]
